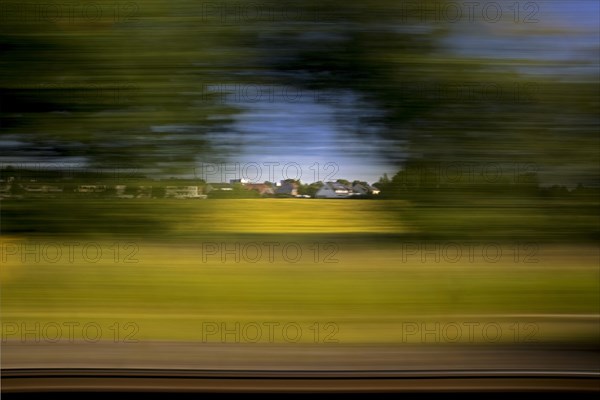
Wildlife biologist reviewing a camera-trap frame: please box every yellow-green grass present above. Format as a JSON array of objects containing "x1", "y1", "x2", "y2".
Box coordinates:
[
  {"x1": 171, "y1": 199, "x2": 409, "y2": 234},
  {"x1": 2, "y1": 237, "x2": 598, "y2": 344},
  {"x1": 4, "y1": 198, "x2": 597, "y2": 241},
  {"x1": 1, "y1": 199, "x2": 410, "y2": 236}
]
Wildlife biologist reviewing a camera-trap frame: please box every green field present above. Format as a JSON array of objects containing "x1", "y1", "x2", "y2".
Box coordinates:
[
  {"x1": 2, "y1": 199, "x2": 598, "y2": 345},
  {"x1": 1, "y1": 198, "x2": 409, "y2": 237},
  {"x1": 2, "y1": 236, "x2": 598, "y2": 344},
  {"x1": 2, "y1": 197, "x2": 598, "y2": 240}
]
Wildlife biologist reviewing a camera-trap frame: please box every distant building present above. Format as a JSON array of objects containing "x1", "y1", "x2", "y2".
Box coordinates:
[
  {"x1": 352, "y1": 182, "x2": 381, "y2": 195},
  {"x1": 0, "y1": 177, "x2": 14, "y2": 197},
  {"x1": 23, "y1": 183, "x2": 64, "y2": 193},
  {"x1": 135, "y1": 186, "x2": 153, "y2": 199},
  {"x1": 244, "y1": 183, "x2": 275, "y2": 196},
  {"x1": 315, "y1": 182, "x2": 353, "y2": 198},
  {"x1": 205, "y1": 183, "x2": 234, "y2": 192},
  {"x1": 165, "y1": 186, "x2": 205, "y2": 199},
  {"x1": 77, "y1": 185, "x2": 106, "y2": 193},
  {"x1": 114, "y1": 185, "x2": 131, "y2": 198},
  {"x1": 275, "y1": 181, "x2": 299, "y2": 196}
]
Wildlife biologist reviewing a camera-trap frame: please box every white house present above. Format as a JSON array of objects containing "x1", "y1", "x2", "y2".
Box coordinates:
[
  {"x1": 352, "y1": 182, "x2": 381, "y2": 195},
  {"x1": 206, "y1": 183, "x2": 234, "y2": 192},
  {"x1": 77, "y1": 185, "x2": 106, "y2": 193},
  {"x1": 315, "y1": 182, "x2": 353, "y2": 198},
  {"x1": 23, "y1": 184, "x2": 63, "y2": 193},
  {"x1": 165, "y1": 186, "x2": 205, "y2": 199}
]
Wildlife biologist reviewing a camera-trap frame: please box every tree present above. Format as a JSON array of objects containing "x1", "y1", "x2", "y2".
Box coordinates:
[
  {"x1": 0, "y1": 2, "x2": 250, "y2": 173},
  {"x1": 299, "y1": 181, "x2": 323, "y2": 197}
]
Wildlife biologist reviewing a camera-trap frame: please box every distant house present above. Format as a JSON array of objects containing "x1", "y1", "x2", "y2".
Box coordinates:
[
  {"x1": 275, "y1": 181, "x2": 299, "y2": 196},
  {"x1": 77, "y1": 185, "x2": 106, "y2": 193},
  {"x1": 82, "y1": 184, "x2": 154, "y2": 198},
  {"x1": 0, "y1": 177, "x2": 13, "y2": 188},
  {"x1": 114, "y1": 185, "x2": 132, "y2": 198},
  {"x1": 352, "y1": 182, "x2": 381, "y2": 196},
  {"x1": 205, "y1": 183, "x2": 234, "y2": 192},
  {"x1": 0, "y1": 181, "x2": 11, "y2": 198},
  {"x1": 135, "y1": 186, "x2": 153, "y2": 199},
  {"x1": 244, "y1": 183, "x2": 275, "y2": 196},
  {"x1": 24, "y1": 183, "x2": 64, "y2": 193},
  {"x1": 165, "y1": 186, "x2": 205, "y2": 199},
  {"x1": 315, "y1": 182, "x2": 353, "y2": 198}
]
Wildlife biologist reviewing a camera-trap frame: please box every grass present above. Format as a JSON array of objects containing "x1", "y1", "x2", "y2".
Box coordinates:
[
  {"x1": 0, "y1": 198, "x2": 410, "y2": 237},
  {"x1": 1, "y1": 199, "x2": 598, "y2": 345},
  {"x1": 2, "y1": 237, "x2": 598, "y2": 344},
  {"x1": 2, "y1": 197, "x2": 597, "y2": 241}
]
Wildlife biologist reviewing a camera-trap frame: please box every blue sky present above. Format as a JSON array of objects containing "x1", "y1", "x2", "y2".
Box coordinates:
[
  {"x1": 3, "y1": 1, "x2": 598, "y2": 184},
  {"x1": 209, "y1": 87, "x2": 393, "y2": 184},
  {"x1": 216, "y1": 0, "x2": 599, "y2": 184}
]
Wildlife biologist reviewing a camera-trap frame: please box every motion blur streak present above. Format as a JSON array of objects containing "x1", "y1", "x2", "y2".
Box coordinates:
[{"x1": 1, "y1": 0, "x2": 598, "y2": 392}]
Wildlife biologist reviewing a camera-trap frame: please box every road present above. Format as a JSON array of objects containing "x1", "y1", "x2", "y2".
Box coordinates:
[{"x1": 2, "y1": 341, "x2": 599, "y2": 392}]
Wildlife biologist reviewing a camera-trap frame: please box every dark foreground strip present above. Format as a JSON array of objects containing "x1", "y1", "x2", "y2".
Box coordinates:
[{"x1": 2, "y1": 369, "x2": 599, "y2": 393}]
